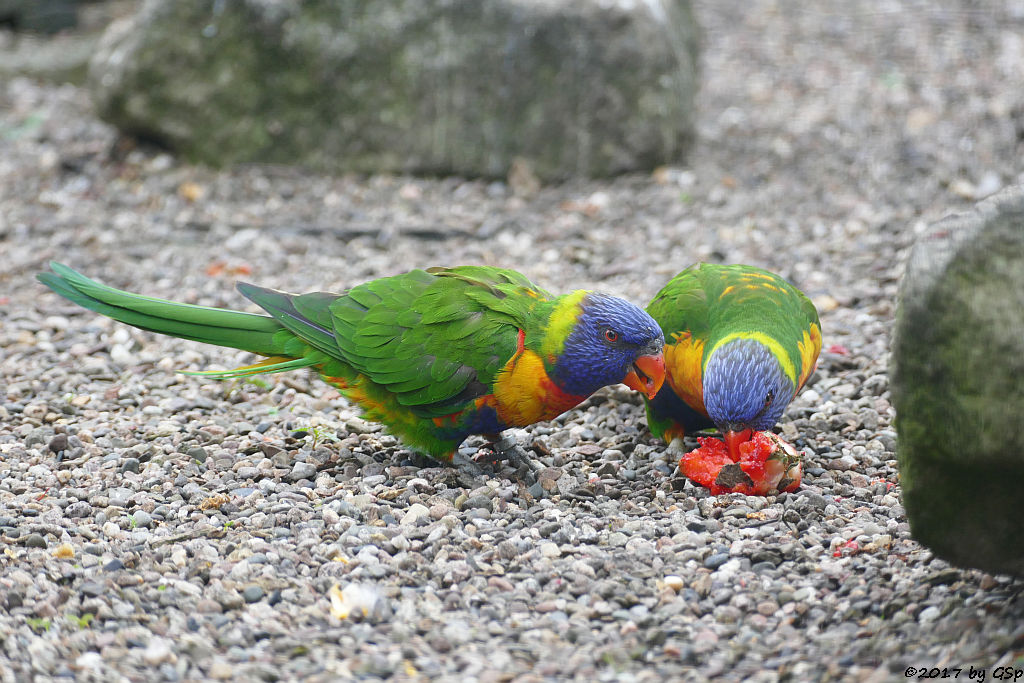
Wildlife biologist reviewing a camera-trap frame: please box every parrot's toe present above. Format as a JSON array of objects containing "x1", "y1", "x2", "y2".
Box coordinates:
[{"x1": 475, "y1": 434, "x2": 543, "y2": 478}]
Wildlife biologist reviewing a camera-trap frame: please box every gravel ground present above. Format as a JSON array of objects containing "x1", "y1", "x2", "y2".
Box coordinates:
[{"x1": 2, "y1": 1, "x2": 1024, "y2": 681}]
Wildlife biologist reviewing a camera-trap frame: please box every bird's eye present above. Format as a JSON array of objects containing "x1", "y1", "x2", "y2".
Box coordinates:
[
  {"x1": 603, "y1": 328, "x2": 619, "y2": 343},
  {"x1": 764, "y1": 391, "x2": 774, "y2": 406}
]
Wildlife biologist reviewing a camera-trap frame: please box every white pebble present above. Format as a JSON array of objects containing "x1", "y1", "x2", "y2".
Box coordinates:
[
  {"x1": 540, "y1": 542, "x2": 561, "y2": 558},
  {"x1": 663, "y1": 575, "x2": 685, "y2": 592},
  {"x1": 143, "y1": 638, "x2": 175, "y2": 665},
  {"x1": 75, "y1": 652, "x2": 104, "y2": 671},
  {"x1": 109, "y1": 344, "x2": 135, "y2": 365},
  {"x1": 401, "y1": 503, "x2": 430, "y2": 526}
]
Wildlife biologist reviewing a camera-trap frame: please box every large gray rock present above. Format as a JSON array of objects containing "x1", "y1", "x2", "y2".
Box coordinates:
[
  {"x1": 87, "y1": 0, "x2": 699, "y2": 181},
  {"x1": 0, "y1": 0, "x2": 80, "y2": 34},
  {"x1": 892, "y1": 185, "x2": 1024, "y2": 576}
]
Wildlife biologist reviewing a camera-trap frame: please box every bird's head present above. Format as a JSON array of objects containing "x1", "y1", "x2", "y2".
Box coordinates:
[
  {"x1": 703, "y1": 337, "x2": 796, "y2": 458},
  {"x1": 549, "y1": 292, "x2": 666, "y2": 399}
]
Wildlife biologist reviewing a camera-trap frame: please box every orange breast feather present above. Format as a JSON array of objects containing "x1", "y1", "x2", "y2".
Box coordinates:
[
  {"x1": 664, "y1": 332, "x2": 708, "y2": 416},
  {"x1": 493, "y1": 349, "x2": 584, "y2": 426}
]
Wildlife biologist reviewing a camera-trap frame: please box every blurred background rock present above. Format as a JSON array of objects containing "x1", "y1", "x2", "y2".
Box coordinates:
[
  {"x1": 0, "y1": 0, "x2": 134, "y2": 82},
  {"x1": 2, "y1": 0, "x2": 701, "y2": 181}
]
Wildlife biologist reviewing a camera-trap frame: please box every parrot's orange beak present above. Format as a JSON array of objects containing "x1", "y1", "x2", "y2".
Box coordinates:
[
  {"x1": 723, "y1": 427, "x2": 754, "y2": 462},
  {"x1": 622, "y1": 352, "x2": 666, "y2": 400}
]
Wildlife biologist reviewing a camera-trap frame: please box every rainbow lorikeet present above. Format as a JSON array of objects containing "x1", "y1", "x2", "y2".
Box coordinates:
[
  {"x1": 644, "y1": 263, "x2": 821, "y2": 462},
  {"x1": 38, "y1": 262, "x2": 666, "y2": 466}
]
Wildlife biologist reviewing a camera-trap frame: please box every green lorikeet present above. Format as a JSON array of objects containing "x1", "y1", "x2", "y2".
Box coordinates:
[
  {"x1": 38, "y1": 262, "x2": 666, "y2": 464},
  {"x1": 643, "y1": 263, "x2": 821, "y2": 491}
]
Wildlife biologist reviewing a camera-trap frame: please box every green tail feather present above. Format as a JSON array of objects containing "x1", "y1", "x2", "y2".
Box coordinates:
[{"x1": 37, "y1": 262, "x2": 291, "y2": 358}]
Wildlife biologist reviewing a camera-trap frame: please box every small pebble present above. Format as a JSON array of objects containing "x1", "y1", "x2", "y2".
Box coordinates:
[
  {"x1": 131, "y1": 511, "x2": 153, "y2": 528},
  {"x1": 23, "y1": 534, "x2": 47, "y2": 549}
]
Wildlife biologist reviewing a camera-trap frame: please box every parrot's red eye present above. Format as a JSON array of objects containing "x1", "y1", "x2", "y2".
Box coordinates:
[{"x1": 604, "y1": 328, "x2": 618, "y2": 343}]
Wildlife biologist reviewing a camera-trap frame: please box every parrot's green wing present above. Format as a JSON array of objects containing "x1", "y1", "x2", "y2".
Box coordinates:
[
  {"x1": 240, "y1": 267, "x2": 551, "y2": 418},
  {"x1": 646, "y1": 265, "x2": 716, "y2": 344},
  {"x1": 349, "y1": 266, "x2": 552, "y2": 416}
]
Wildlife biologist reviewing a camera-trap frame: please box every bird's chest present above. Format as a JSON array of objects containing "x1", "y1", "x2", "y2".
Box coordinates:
[
  {"x1": 492, "y1": 349, "x2": 585, "y2": 426},
  {"x1": 665, "y1": 331, "x2": 708, "y2": 415}
]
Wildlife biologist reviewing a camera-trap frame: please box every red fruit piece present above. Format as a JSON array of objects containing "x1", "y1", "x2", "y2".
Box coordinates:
[
  {"x1": 678, "y1": 431, "x2": 803, "y2": 496},
  {"x1": 678, "y1": 437, "x2": 735, "y2": 492}
]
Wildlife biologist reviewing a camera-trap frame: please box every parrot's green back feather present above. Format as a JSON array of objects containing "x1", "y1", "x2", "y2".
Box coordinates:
[
  {"x1": 647, "y1": 263, "x2": 820, "y2": 373},
  {"x1": 328, "y1": 266, "x2": 549, "y2": 416}
]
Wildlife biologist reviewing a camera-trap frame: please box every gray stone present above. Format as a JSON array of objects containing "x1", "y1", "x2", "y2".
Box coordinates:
[
  {"x1": 48, "y1": 433, "x2": 68, "y2": 453},
  {"x1": 288, "y1": 462, "x2": 317, "y2": 482},
  {"x1": 703, "y1": 552, "x2": 730, "y2": 570},
  {"x1": 4, "y1": 592, "x2": 23, "y2": 610},
  {"x1": 399, "y1": 503, "x2": 430, "y2": 526},
  {"x1": 65, "y1": 501, "x2": 92, "y2": 518},
  {"x1": 607, "y1": 532, "x2": 628, "y2": 547},
  {"x1": 131, "y1": 511, "x2": 153, "y2": 528},
  {"x1": 185, "y1": 447, "x2": 208, "y2": 463},
  {"x1": 23, "y1": 534, "x2": 47, "y2": 548},
  {"x1": 79, "y1": 581, "x2": 105, "y2": 598},
  {"x1": 103, "y1": 559, "x2": 125, "y2": 572},
  {"x1": 24, "y1": 427, "x2": 54, "y2": 448},
  {"x1": 460, "y1": 495, "x2": 493, "y2": 513},
  {"x1": 87, "y1": 0, "x2": 699, "y2": 181},
  {"x1": 892, "y1": 185, "x2": 1024, "y2": 576},
  {"x1": 242, "y1": 585, "x2": 264, "y2": 603},
  {"x1": 0, "y1": 0, "x2": 80, "y2": 34}
]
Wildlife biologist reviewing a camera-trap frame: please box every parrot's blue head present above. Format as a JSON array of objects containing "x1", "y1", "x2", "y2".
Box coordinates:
[
  {"x1": 552, "y1": 293, "x2": 666, "y2": 399},
  {"x1": 703, "y1": 337, "x2": 796, "y2": 436}
]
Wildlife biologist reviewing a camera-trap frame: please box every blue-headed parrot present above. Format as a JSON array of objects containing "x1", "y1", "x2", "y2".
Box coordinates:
[
  {"x1": 39, "y1": 263, "x2": 666, "y2": 468},
  {"x1": 644, "y1": 263, "x2": 821, "y2": 493}
]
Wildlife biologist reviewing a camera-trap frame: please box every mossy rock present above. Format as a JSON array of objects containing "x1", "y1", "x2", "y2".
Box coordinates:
[
  {"x1": 892, "y1": 185, "x2": 1024, "y2": 576},
  {"x1": 87, "y1": 0, "x2": 700, "y2": 181},
  {"x1": 0, "y1": 0, "x2": 80, "y2": 34}
]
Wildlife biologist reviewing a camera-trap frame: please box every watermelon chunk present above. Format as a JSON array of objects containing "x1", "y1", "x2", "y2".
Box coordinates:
[{"x1": 678, "y1": 431, "x2": 802, "y2": 495}]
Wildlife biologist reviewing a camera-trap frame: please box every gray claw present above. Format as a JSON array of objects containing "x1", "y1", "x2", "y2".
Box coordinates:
[{"x1": 481, "y1": 433, "x2": 543, "y2": 476}]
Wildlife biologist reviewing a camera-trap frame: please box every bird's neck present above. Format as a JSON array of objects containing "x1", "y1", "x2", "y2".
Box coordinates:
[{"x1": 532, "y1": 290, "x2": 589, "y2": 361}]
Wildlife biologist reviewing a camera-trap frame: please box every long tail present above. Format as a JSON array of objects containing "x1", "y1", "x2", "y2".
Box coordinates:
[{"x1": 37, "y1": 262, "x2": 326, "y2": 378}]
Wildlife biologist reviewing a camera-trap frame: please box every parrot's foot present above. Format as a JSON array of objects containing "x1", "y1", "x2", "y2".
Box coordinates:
[{"x1": 475, "y1": 433, "x2": 543, "y2": 476}]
